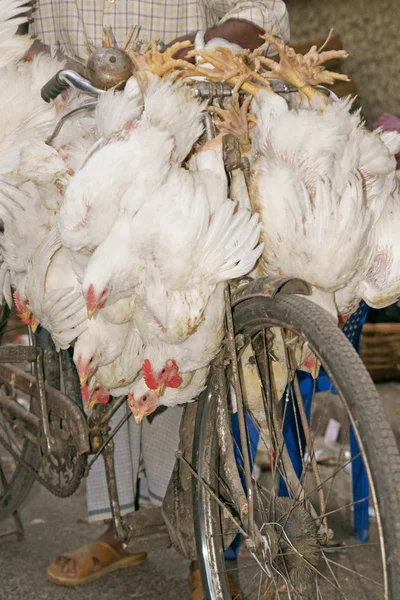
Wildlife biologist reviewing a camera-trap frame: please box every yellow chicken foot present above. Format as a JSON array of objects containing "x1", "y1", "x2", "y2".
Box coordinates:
[
  {"x1": 182, "y1": 47, "x2": 270, "y2": 95},
  {"x1": 257, "y1": 33, "x2": 350, "y2": 106},
  {"x1": 209, "y1": 92, "x2": 253, "y2": 153},
  {"x1": 140, "y1": 40, "x2": 196, "y2": 77}
]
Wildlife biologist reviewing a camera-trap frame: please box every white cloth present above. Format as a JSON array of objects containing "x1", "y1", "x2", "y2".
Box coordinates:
[{"x1": 86, "y1": 404, "x2": 183, "y2": 522}]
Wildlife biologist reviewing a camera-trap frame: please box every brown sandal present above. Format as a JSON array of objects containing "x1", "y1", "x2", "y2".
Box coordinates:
[
  {"x1": 46, "y1": 540, "x2": 147, "y2": 586},
  {"x1": 190, "y1": 567, "x2": 242, "y2": 600}
]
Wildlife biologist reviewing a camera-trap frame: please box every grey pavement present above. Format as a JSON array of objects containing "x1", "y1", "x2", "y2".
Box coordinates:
[
  {"x1": 1, "y1": 383, "x2": 399, "y2": 600},
  {"x1": 0, "y1": 482, "x2": 190, "y2": 600}
]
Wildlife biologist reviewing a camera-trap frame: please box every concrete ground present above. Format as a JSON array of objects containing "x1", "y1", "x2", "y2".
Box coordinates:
[{"x1": 0, "y1": 383, "x2": 399, "y2": 600}]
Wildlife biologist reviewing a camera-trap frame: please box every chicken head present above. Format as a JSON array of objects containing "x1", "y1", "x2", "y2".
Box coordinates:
[
  {"x1": 142, "y1": 358, "x2": 182, "y2": 394},
  {"x1": 13, "y1": 290, "x2": 39, "y2": 330},
  {"x1": 85, "y1": 282, "x2": 111, "y2": 318},
  {"x1": 75, "y1": 351, "x2": 100, "y2": 388},
  {"x1": 128, "y1": 389, "x2": 159, "y2": 424}
]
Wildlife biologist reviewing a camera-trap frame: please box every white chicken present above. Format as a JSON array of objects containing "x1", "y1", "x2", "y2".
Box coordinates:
[
  {"x1": 82, "y1": 83, "x2": 262, "y2": 346},
  {"x1": 73, "y1": 312, "x2": 130, "y2": 388},
  {"x1": 92, "y1": 323, "x2": 144, "y2": 393},
  {"x1": 80, "y1": 76, "x2": 206, "y2": 310},
  {"x1": 126, "y1": 283, "x2": 226, "y2": 422},
  {"x1": 356, "y1": 185, "x2": 400, "y2": 309},
  {"x1": 58, "y1": 77, "x2": 146, "y2": 256},
  {"x1": 0, "y1": 2, "x2": 97, "y2": 311},
  {"x1": 23, "y1": 228, "x2": 87, "y2": 350},
  {"x1": 249, "y1": 89, "x2": 400, "y2": 321},
  {"x1": 6, "y1": 6, "x2": 400, "y2": 429}
]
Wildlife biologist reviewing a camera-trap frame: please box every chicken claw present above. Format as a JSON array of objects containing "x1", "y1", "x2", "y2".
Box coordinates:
[
  {"x1": 139, "y1": 40, "x2": 197, "y2": 77},
  {"x1": 256, "y1": 33, "x2": 350, "y2": 106},
  {"x1": 210, "y1": 92, "x2": 253, "y2": 152},
  {"x1": 182, "y1": 46, "x2": 271, "y2": 95}
]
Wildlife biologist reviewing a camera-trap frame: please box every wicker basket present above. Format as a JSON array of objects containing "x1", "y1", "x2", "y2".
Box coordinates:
[{"x1": 360, "y1": 322, "x2": 400, "y2": 381}]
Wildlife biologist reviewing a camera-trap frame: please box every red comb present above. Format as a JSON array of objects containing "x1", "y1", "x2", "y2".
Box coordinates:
[
  {"x1": 13, "y1": 290, "x2": 26, "y2": 314},
  {"x1": 167, "y1": 374, "x2": 182, "y2": 389},
  {"x1": 86, "y1": 284, "x2": 96, "y2": 310},
  {"x1": 142, "y1": 359, "x2": 158, "y2": 389}
]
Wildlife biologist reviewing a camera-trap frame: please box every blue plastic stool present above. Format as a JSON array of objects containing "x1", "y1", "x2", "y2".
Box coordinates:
[{"x1": 279, "y1": 302, "x2": 370, "y2": 542}]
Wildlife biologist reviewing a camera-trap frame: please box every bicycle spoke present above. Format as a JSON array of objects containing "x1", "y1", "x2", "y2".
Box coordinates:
[{"x1": 322, "y1": 555, "x2": 384, "y2": 588}]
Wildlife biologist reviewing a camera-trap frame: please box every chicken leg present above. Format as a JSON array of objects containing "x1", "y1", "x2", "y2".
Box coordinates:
[{"x1": 210, "y1": 91, "x2": 255, "y2": 153}]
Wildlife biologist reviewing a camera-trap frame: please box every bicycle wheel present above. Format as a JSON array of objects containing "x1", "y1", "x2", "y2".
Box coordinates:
[
  {"x1": 0, "y1": 310, "x2": 83, "y2": 519},
  {"x1": 0, "y1": 304, "x2": 39, "y2": 520},
  {"x1": 193, "y1": 294, "x2": 400, "y2": 599}
]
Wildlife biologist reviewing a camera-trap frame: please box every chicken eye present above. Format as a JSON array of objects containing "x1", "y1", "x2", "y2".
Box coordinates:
[
  {"x1": 142, "y1": 395, "x2": 148, "y2": 402},
  {"x1": 161, "y1": 368, "x2": 166, "y2": 374}
]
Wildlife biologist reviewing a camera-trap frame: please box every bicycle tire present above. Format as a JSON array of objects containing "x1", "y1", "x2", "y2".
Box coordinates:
[{"x1": 193, "y1": 294, "x2": 400, "y2": 599}]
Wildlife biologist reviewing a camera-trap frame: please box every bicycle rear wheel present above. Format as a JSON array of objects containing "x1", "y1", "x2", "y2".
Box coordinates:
[
  {"x1": 0, "y1": 305, "x2": 39, "y2": 520},
  {"x1": 193, "y1": 294, "x2": 400, "y2": 599},
  {"x1": 0, "y1": 309, "x2": 83, "y2": 520}
]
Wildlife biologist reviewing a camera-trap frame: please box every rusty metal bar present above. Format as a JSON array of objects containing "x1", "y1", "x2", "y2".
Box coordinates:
[
  {"x1": 213, "y1": 353, "x2": 249, "y2": 525},
  {"x1": 0, "y1": 345, "x2": 39, "y2": 363},
  {"x1": 102, "y1": 437, "x2": 126, "y2": 542},
  {"x1": 224, "y1": 285, "x2": 255, "y2": 539},
  {"x1": 0, "y1": 390, "x2": 40, "y2": 429},
  {"x1": 85, "y1": 409, "x2": 131, "y2": 475},
  {"x1": 35, "y1": 351, "x2": 55, "y2": 453},
  {"x1": 0, "y1": 453, "x2": 24, "y2": 541}
]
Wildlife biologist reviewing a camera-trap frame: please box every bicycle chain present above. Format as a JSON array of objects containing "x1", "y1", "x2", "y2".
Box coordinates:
[{"x1": 0, "y1": 430, "x2": 86, "y2": 498}]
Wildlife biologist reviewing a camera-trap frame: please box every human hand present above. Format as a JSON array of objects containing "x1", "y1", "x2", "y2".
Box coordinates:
[{"x1": 24, "y1": 40, "x2": 87, "y2": 77}]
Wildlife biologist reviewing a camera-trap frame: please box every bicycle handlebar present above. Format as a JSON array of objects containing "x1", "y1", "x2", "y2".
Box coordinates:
[
  {"x1": 41, "y1": 70, "x2": 106, "y2": 103},
  {"x1": 41, "y1": 68, "x2": 338, "y2": 104}
]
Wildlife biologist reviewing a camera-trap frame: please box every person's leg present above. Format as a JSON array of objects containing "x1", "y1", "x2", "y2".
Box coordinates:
[
  {"x1": 141, "y1": 405, "x2": 184, "y2": 506},
  {"x1": 47, "y1": 404, "x2": 146, "y2": 585}
]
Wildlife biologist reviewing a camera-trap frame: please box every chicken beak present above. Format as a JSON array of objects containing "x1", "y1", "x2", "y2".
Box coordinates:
[
  {"x1": 155, "y1": 383, "x2": 166, "y2": 397},
  {"x1": 87, "y1": 307, "x2": 98, "y2": 320},
  {"x1": 134, "y1": 411, "x2": 146, "y2": 425},
  {"x1": 80, "y1": 374, "x2": 88, "y2": 387},
  {"x1": 87, "y1": 397, "x2": 97, "y2": 411},
  {"x1": 310, "y1": 359, "x2": 321, "y2": 380},
  {"x1": 30, "y1": 320, "x2": 39, "y2": 333}
]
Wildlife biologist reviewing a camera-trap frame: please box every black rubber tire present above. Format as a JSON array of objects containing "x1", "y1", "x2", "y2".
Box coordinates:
[{"x1": 193, "y1": 294, "x2": 400, "y2": 599}]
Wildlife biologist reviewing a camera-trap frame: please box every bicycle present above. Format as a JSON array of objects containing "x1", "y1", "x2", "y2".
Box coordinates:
[{"x1": 0, "y1": 57, "x2": 399, "y2": 599}]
